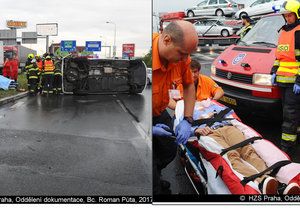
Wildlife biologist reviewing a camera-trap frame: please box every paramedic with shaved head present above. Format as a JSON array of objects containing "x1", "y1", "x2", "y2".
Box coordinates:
[{"x1": 152, "y1": 20, "x2": 198, "y2": 194}]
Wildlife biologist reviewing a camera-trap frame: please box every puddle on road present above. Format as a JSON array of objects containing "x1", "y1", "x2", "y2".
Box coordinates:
[{"x1": 75, "y1": 100, "x2": 98, "y2": 103}]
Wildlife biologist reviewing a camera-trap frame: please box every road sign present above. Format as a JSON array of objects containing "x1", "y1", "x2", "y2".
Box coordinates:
[
  {"x1": 61, "y1": 40, "x2": 76, "y2": 52},
  {"x1": 85, "y1": 41, "x2": 101, "y2": 52},
  {"x1": 36, "y1": 23, "x2": 58, "y2": 36},
  {"x1": 122, "y1": 43, "x2": 135, "y2": 58}
]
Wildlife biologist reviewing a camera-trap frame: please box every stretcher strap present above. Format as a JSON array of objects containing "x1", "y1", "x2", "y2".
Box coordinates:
[
  {"x1": 215, "y1": 165, "x2": 223, "y2": 179},
  {"x1": 220, "y1": 136, "x2": 263, "y2": 156},
  {"x1": 186, "y1": 143, "x2": 208, "y2": 182},
  {"x1": 240, "y1": 160, "x2": 292, "y2": 186},
  {"x1": 192, "y1": 108, "x2": 234, "y2": 127}
]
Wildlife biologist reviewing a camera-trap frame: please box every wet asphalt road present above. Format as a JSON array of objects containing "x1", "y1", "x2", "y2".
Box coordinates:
[
  {"x1": 0, "y1": 86, "x2": 151, "y2": 196},
  {"x1": 162, "y1": 46, "x2": 300, "y2": 195}
]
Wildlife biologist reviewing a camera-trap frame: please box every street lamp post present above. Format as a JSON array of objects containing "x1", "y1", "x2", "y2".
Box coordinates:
[{"x1": 106, "y1": 21, "x2": 116, "y2": 57}]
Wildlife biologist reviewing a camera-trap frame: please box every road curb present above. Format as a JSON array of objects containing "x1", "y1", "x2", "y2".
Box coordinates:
[{"x1": 0, "y1": 91, "x2": 29, "y2": 106}]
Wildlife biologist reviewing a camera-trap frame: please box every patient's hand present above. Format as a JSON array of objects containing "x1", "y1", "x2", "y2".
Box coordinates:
[{"x1": 195, "y1": 126, "x2": 213, "y2": 136}]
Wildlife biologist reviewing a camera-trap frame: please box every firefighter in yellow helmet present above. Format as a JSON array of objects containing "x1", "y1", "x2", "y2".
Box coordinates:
[
  {"x1": 25, "y1": 54, "x2": 35, "y2": 89},
  {"x1": 42, "y1": 55, "x2": 55, "y2": 94},
  {"x1": 271, "y1": 0, "x2": 300, "y2": 154},
  {"x1": 27, "y1": 58, "x2": 39, "y2": 95}
]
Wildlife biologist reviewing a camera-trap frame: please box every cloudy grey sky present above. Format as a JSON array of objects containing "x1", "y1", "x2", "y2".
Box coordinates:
[{"x1": 0, "y1": 0, "x2": 151, "y2": 57}]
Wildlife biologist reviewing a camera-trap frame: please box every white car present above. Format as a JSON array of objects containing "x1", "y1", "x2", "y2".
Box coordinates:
[
  {"x1": 235, "y1": 0, "x2": 285, "y2": 19},
  {"x1": 147, "y1": 68, "x2": 152, "y2": 85},
  {"x1": 194, "y1": 20, "x2": 235, "y2": 37},
  {"x1": 186, "y1": 0, "x2": 238, "y2": 17}
]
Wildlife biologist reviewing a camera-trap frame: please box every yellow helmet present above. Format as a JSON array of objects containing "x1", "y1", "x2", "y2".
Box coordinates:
[
  {"x1": 282, "y1": 0, "x2": 300, "y2": 19},
  {"x1": 28, "y1": 53, "x2": 34, "y2": 59}
]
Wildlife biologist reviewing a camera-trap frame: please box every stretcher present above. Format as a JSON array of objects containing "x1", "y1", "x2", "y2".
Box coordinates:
[
  {"x1": 174, "y1": 99, "x2": 300, "y2": 194},
  {"x1": 0, "y1": 75, "x2": 17, "y2": 90}
]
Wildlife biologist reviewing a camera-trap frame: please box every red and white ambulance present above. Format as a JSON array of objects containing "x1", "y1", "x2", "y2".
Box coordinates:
[{"x1": 211, "y1": 13, "x2": 285, "y2": 120}]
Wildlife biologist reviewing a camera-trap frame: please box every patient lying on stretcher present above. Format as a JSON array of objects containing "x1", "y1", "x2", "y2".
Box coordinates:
[{"x1": 191, "y1": 103, "x2": 300, "y2": 195}]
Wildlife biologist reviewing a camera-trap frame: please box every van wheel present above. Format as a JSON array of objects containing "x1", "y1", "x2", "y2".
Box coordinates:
[
  {"x1": 187, "y1": 11, "x2": 195, "y2": 17},
  {"x1": 216, "y1": 9, "x2": 224, "y2": 16},
  {"x1": 221, "y1": 29, "x2": 229, "y2": 37}
]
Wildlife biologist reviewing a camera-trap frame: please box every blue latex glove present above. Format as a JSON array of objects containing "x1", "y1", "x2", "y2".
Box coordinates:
[
  {"x1": 293, "y1": 83, "x2": 300, "y2": 94},
  {"x1": 153, "y1": 124, "x2": 172, "y2": 137},
  {"x1": 190, "y1": 127, "x2": 197, "y2": 137},
  {"x1": 271, "y1": 73, "x2": 276, "y2": 85},
  {"x1": 175, "y1": 119, "x2": 191, "y2": 145}
]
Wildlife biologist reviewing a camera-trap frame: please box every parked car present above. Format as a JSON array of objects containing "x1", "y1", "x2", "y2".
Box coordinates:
[
  {"x1": 235, "y1": 0, "x2": 284, "y2": 19},
  {"x1": 194, "y1": 19, "x2": 236, "y2": 36},
  {"x1": 185, "y1": 0, "x2": 238, "y2": 17},
  {"x1": 147, "y1": 68, "x2": 152, "y2": 85}
]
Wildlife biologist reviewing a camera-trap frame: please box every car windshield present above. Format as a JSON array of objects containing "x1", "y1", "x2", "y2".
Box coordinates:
[{"x1": 238, "y1": 15, "x2": 285, "y2": 47}]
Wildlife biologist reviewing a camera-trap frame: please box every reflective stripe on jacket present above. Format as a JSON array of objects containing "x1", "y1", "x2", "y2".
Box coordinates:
[
  {"x1": 44, "y1": 60, "x2": 55, "y2": 72},
  {"x1": 275, "y1": 25, "x2": 300, "y2": 83}
]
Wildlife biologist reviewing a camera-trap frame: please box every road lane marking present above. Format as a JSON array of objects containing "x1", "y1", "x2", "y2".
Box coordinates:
[
  {"x1": 116, "y1": 98, "x2": 151, "y2": 149},
  {"x1": 116, "y1": 99, "x2": 128, "y2": 113},
  {"x1": 198, "y1": 54, "x2": 215, "y2": 60},
  {"x1": 201, "y1": 62, "x2": 214, "y2": 65},
  {"x1": 131, "y1": 120, "x2": 151, "y2": 150},
  {"x1": 9, "y1": 101, "x2": 24, "y2": 110}
]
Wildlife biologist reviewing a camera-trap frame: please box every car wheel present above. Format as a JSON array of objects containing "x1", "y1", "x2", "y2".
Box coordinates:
[
  {"x1": 239, "y1": 12, "x2": 248, "y2": 20},
  {"x1": 187, "y1": 11, "x2": 195, "y2": 17},
  {"x1": 216, "y1": 9, "x2": 224, "y2": 16},
  {"x1": 221, "y1": 29, "x2": 229, "y2": 37}
]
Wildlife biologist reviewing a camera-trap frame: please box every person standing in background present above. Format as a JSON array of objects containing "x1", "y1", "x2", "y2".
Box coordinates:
[{"x1": 271, "y1": 0, "x2": 300, "y2": 154}]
